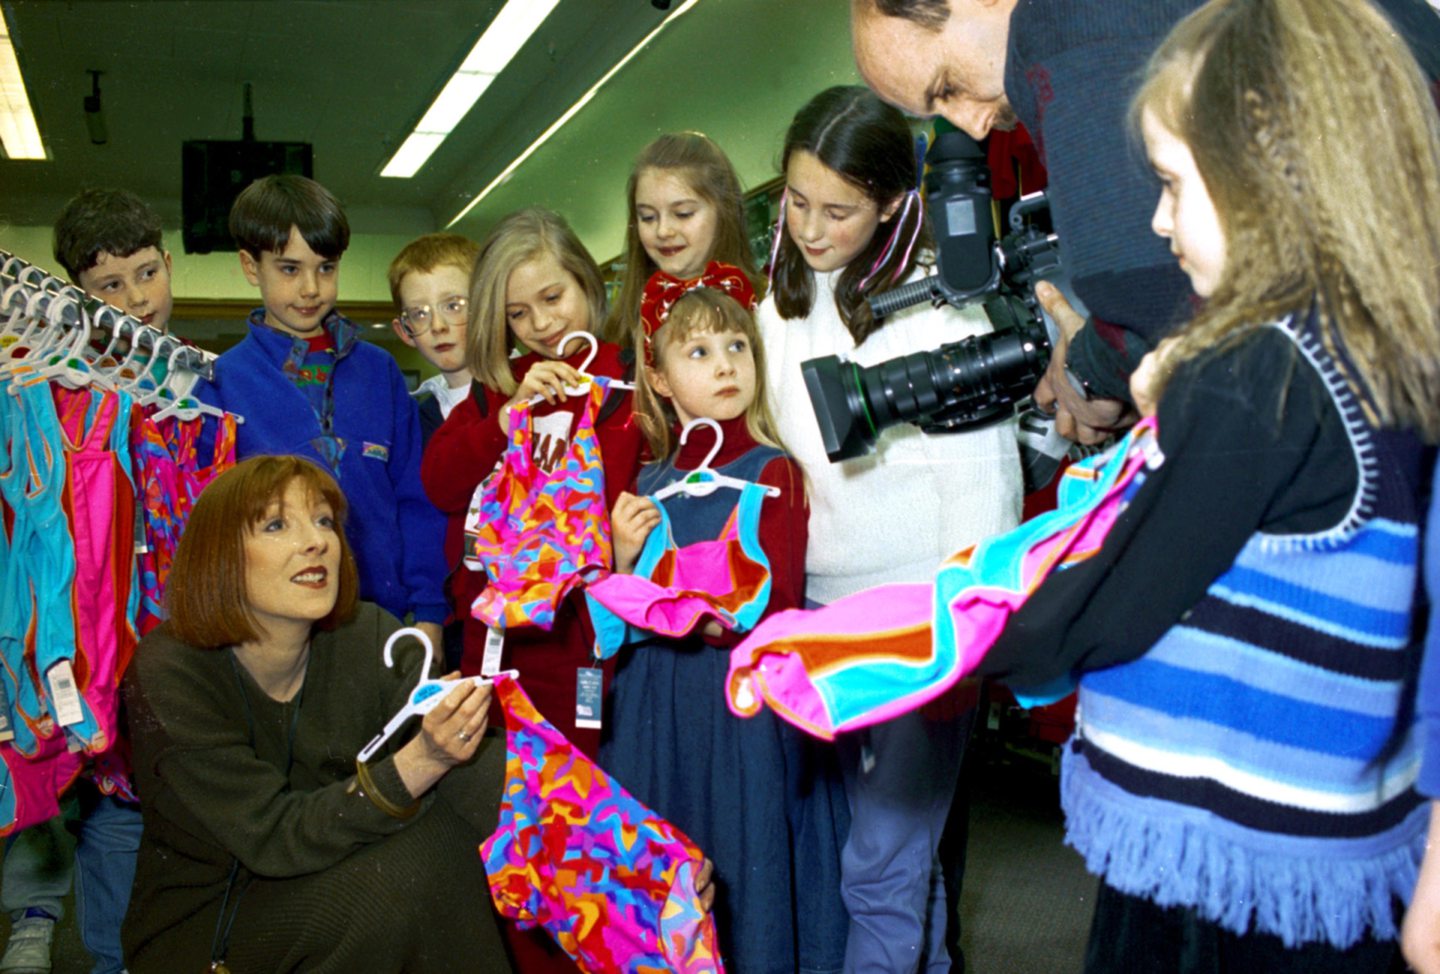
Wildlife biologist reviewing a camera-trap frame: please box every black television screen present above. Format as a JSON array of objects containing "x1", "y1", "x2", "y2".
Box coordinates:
[{"x1": 181, "y1": 140, "x2": 314, "y2": 255}]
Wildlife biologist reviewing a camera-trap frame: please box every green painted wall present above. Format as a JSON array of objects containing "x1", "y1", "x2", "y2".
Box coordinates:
[{"x1": 1, "y1": 223, "x2": 414, "y2": 303}]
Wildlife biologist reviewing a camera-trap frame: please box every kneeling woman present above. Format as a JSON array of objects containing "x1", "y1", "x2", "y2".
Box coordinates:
[{"x1": 122, "y1": 455, "x2": 504, "y2": 972}]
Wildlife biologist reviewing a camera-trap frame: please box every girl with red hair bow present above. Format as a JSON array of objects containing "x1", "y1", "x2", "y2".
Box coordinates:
[{"x1": 595, "y1": 263, "x2": 849, "y2": 974}]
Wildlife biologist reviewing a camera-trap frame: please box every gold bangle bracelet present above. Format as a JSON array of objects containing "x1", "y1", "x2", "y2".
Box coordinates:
[{"x1": 353, "y1": 759, "x2": 420, "y2": 820}]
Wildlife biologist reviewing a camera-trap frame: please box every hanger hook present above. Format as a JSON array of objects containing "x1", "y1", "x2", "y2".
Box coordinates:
[
  {"x1": 23, "y1": 288, "x2": 48, "y2": 318},
  {"x1": 164, "y1": 340, "x2": 189, "y2": 374},
  {"x1": 46, "y1": 292, "x2": 80, "y2": 328},
  {"x1": 382, "y1": 626, "x2": 436, "y2": 682},
  {"x1": 678, "y1": 416, "x2": 723, "y2": 470},
  {"x1": 1, "y1": 282, "x2": 25, "y2": 315},
  {"x1": 43, "y1": 296, "x2": 89, "y2": 358},
  {"x1": 556, "y1": 331, "x2": 598, "y2": 374}
]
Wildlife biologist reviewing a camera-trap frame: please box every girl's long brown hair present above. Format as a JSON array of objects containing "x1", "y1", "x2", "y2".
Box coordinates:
[
  {"x1": 770, "y1": 85, "x2": 931, "y2": 345},
  {"x1": 603, "y1": 133, "x2": 762, "y2": 348},
  {"x1": 1133, "y1": 0, "x2": 1440, "y2": 439}
]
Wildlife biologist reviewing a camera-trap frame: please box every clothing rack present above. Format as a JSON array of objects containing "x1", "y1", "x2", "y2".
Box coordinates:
[{"x1": 0, "y1": 249, "x2": 214, "y2": 381}]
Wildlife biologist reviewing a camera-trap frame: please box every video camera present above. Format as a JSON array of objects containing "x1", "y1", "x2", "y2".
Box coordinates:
[{"x1": 800, "y1": 128, "x2": 1060, "y2": 462}]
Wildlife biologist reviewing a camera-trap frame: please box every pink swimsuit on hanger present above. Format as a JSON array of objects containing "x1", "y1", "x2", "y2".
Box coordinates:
[
  {"x1": 585, "y1": 478, "x2": 774, "y2": 659},
  {"x1": 55, "y1": 384, "x2": 137, "y2": 760}
]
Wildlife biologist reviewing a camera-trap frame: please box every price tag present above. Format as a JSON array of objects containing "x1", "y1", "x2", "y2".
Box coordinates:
[
  {"x1": 481, "y1": 628, "x2": 504, "y2": 677},
  {"x1": 46, "y1": 661, "x2": 86, "y2": 727},
  {"x1": 575, "y1": 668, "x2": 603, "y2": 730},
  {"x1": 0, "y1": 680, "x2": 14, "y2": 743},
  {"x1": 134, "y1": 494, "x2": 150, "y2": 554}
]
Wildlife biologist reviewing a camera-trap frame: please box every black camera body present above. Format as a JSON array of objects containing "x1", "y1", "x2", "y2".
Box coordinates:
[{"x1": 801, "y1": 129, "x2": 1060, "y2": 462}]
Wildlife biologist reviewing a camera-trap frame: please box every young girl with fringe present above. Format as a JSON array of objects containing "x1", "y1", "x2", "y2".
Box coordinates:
[
  {"x1": 420, "y1": 208, "x2": 642, "y2": 761},
  {"x1": 759, "y1": 85, "x2": 1023, "y2": 972},
  {"x1": 596, "y1": 263, "x2": 848, "y2": 974},
  {"x1": 977, "y1": 0, "x2": 1440, "y2": 969},
  {"x1": 420, "y1": 209, "x2": 644, "y2": 974},
  {"x1": 601, "y1": 133, "x2": 762, "y2": 346}
]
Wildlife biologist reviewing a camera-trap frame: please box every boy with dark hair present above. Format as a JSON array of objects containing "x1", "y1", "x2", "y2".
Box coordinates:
[
  {"x1": 387, "y1": 232, "x2": 480, "y2": 446},
  {"x1": 52, "y1": 188, "x2": 174, "y2": 331},
  {"x1": 190, "y1": 174, "x2": 447, "y2": 645}
]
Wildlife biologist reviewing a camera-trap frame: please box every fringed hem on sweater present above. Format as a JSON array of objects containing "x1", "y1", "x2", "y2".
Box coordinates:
[{"x1": 1061, "y1": 744, "x2": 1426, "y2": 950}]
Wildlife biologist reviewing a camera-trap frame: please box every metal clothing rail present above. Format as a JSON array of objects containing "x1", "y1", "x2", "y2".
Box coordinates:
[{"x1": 0, "y1": 249, "x2": 215, "y2": 381}]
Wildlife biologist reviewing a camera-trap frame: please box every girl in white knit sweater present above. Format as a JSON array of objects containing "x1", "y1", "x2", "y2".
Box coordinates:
[{"x1": 757, "y1": 85, "x2": 1022, "y2": 974}]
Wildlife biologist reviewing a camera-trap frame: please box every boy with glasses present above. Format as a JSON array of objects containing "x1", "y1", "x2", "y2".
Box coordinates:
[
  {"x1": 387, "y1": 233, "x2": 481, "y2": 447},
  {"x1": 388, "y1": 233, "x2": 481, "y2": 670}
]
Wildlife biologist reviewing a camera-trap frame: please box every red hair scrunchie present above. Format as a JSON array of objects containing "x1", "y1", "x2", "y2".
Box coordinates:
[{"x1": 639, "y1": 261, "x2": 756, "y2": 366}]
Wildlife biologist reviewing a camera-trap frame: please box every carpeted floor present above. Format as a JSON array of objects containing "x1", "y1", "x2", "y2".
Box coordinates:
[{"x1": 956, "y1": 742, "x2": 1095, "y2": 973}]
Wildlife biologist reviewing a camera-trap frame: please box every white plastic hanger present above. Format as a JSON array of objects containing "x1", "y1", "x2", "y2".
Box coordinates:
[
  {"x1": 114, "y1": 327, "x2": 162, "y2": 391},
  {"x1": 28, "y1": 296, "x2": 112, "y2": 390},
  {"x1": 150, "y1": 390, "x2": 242, "y2": 424},
  {"x1": 88, "y1": 307, "x2": 130, "y2": 368},
  {"x1": 356, "y1": 627, "x2": 515, "y2": 762},
  {"x1": 651, "y1": 416, "x2": 781, "y2": 501},
  {"x1": 523, "y1": 331, "x2": 635, "y2": 406},
  {"x1": 1, "y1": 289, "x2": 62, "y2": 370},
  {"x1": 142, "y1": 340, "x2": 240, "y2": 423},
  {"x1": 0, "y1": 283, "x2": 33, "y2": 338},
  {"x1": 134, "y1": 342, "x2": 190, "y2": 409}
]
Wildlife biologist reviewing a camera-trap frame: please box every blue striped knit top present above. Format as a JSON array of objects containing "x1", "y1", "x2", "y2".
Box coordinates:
[{"x1": 1063, "y1": 316, "x2": 1427, "y2": 950}]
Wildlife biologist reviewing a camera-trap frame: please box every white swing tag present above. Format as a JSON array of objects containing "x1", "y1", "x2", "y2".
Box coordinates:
[
  {"x1": 46, "y1": 661, "x2": 86, "y2": 728},
  {"x1": 575, "y1": 668, "x2": 603, "y2": 730},
  {"x1": 481, "y1": 627, "x2": 505, "y2": 678},
  {"x1": 0, "y1": 680, "x2": 14, "y2": 743},
  {"x1": 133, "y1": 494, "x2": 149, "y2": 554}
]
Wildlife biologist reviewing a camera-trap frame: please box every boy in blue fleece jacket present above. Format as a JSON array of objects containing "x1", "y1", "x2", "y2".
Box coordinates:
[{"x1": 191, "y1": 174, "x2": 446, "y2": 645}]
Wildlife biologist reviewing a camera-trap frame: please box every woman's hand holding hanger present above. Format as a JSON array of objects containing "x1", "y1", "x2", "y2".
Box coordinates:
[{"x1": 392, "y1": 673, "x2": 492, "y2": 800}]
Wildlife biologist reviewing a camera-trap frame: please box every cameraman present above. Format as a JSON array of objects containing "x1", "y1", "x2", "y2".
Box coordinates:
[{"x1": 849, "y1": 0, "x2": 1440, "y2": 445}]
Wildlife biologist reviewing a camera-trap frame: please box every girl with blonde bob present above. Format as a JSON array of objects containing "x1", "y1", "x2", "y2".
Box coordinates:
[
  {"x1": 631, "y1": 286, "x2": 785, "y2": 462},
  {"x1": 976, "y1": 0, "x2": 1440, "y2": 970}
]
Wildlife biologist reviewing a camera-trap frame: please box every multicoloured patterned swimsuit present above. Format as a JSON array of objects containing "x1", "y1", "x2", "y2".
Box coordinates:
[
  {"x1": 134, "y1": 411, "x2": 238, "y2": 637},
  {"x1": 466, "y1": 379, "x2": 613, "y2": 631},
  {"x1": 481, "y1": 674, "x2": 725, "y2": 973}
]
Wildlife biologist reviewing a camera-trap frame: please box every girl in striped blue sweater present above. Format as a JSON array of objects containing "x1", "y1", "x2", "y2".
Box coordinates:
[{"x1": 980, "y1": 0, "x2": 1440, "y2": 970}]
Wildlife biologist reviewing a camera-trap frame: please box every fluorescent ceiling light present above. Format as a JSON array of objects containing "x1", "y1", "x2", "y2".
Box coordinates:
[
  {"x1": 447, "y1": 0, "x2": 702, "y2": 226},
  {"x1": 381, "y1": 0, "x2": 560, "y2": 178},
  {"x1": 0, "y1": 12, "x2": 45, "y2": 160}
]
